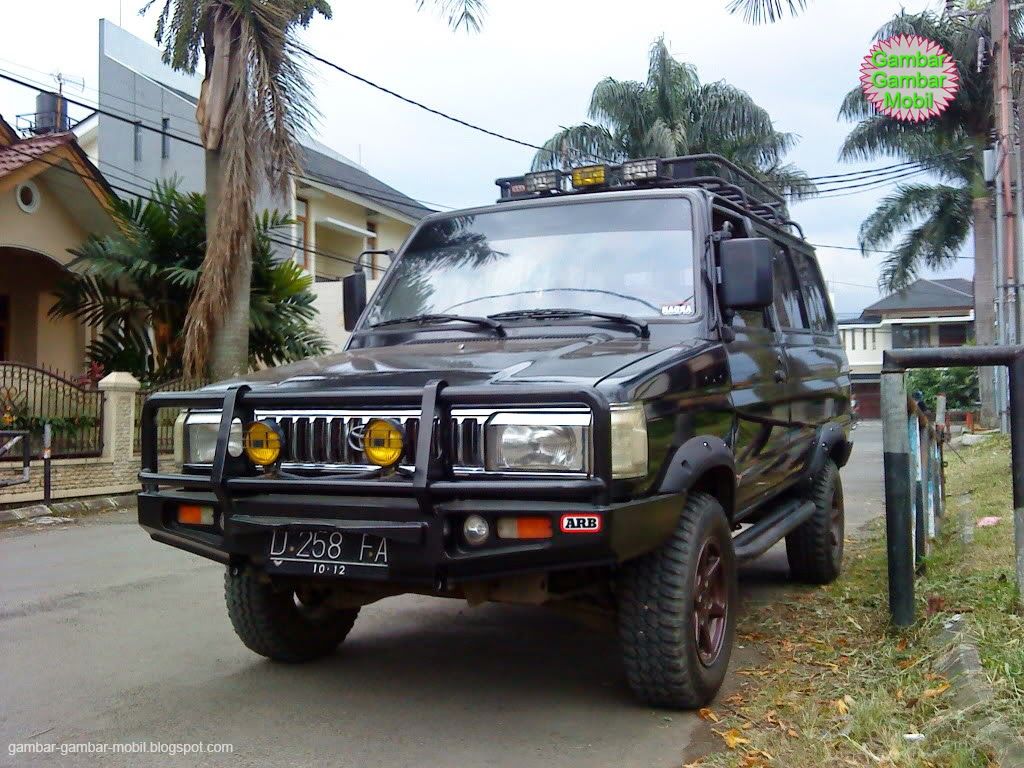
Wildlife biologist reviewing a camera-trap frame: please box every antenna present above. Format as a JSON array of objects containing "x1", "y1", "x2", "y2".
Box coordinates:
[{"x1": 50, "y1": 72, "x2": 86, "y2": 96}]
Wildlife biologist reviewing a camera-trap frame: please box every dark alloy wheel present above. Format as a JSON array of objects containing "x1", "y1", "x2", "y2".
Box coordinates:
[
  {"x1": 693, "y1": 539, "x2": 729, "y2": 667},
  {"x1": 618, "y1": 492, "x2": 738, "y2": 709},
  {"x1": 786, "y1": 459, "x2": 845, "y2": 585}
]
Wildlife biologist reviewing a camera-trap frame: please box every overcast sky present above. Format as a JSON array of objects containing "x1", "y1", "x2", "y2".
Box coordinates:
[{"x1": 0, "y1": 0, "x2": 972, "y2": 317}]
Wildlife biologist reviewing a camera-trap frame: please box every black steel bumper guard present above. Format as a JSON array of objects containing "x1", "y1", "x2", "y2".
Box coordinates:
[{"x1": 138, "y1": 380, "x2": 639, "y2": 584}]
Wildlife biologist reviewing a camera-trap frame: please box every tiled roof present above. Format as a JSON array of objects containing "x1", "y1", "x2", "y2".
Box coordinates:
[
  {"x1": 863, "y1": 278, "x2": 974, "y2": 314},
  {"x1": 0, "y1": 132, "x2": 75, "y2": 179}
]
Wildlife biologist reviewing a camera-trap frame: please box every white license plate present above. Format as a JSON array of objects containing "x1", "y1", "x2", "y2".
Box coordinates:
[{"x1": 265, "y1": 528, "x2": 389, "y2": 578}]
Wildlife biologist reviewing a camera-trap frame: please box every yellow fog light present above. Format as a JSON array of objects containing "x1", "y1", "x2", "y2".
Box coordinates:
[
  {"x1": 363, "y1": 418, "x2": 404, "y2": 467},
  {"x1": 244, "y1": 420, "x2": 284, "y2": 466},
  {"x1": 571, "y1": 164, "x2": 607, "y2": 188}
]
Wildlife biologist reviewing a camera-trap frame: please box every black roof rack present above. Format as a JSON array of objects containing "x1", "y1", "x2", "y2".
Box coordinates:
[{"x1": 495, "y1": 153, "x2": 800, "y2": 235}]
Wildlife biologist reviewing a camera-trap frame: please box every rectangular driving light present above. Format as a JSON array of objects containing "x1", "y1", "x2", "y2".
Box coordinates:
[
  {"x1": 621, "y1": 158, "x2": 664, "y2": 183},
  {"x1": 571, "y1": 164, "x2": 607, "y2": 188},
  {"x1": 524, "y1": 170, "x2": 561, "y2": 194}
]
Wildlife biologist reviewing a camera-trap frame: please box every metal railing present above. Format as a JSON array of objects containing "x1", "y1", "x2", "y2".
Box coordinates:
[
  {"x1": 882, "y1": 345, "x2": 1024, "y2": 626},
  {"x1": 0, "y1": 363, "x2": 103, "y2": 460}
]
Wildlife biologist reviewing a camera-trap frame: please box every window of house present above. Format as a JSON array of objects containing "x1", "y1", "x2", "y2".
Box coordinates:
[
  {"x1": 0, "y1": 296, "x2": 9, "y2": 361},
  {"x1": 893, "y1": 325, "x2": 931, "y2": 348},
  {"x1": 938, "y1": 323, "x2": 969, "y2": 347},
  {"x1": 134, "y1": 122, "x2": 143, "y2": 162},
  {"x1": 862, "y1": 329, "x2": 868, "y2": 350},
  {"x1": 161, "y1": 118, "x2": 170, "y2": 159},
  {"x1": 851, "y1": 331, "x2": 856, "y2": 350},
  {"x1": 871, "y1": 329, "x2": 877, "y2": 350},
  {"x1": 792, "y1": 251, "x2": 834, "y2": 333},
  {"x1": 772, "y1": 248, "x2": 808, "y2": 329},
  {"x1": 294, "y1": 198, "x2": 309, "y2": 270}
]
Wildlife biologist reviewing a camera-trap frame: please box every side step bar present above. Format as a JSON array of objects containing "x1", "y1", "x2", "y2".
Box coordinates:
[{"x1": 732, "y1": 499, "x2": 816, "y2": 562}]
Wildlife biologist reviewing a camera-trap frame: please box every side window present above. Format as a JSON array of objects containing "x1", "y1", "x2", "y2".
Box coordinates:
[
  {"x1": 771, "y1": 247, "x2": 808, "y2": 329},
  {"x1": 793, "y1": 250, "x2": 834, "y2": 333}
]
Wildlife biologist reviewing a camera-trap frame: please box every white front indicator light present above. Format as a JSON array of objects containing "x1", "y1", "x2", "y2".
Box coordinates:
[
  {"x1": 182, "y1": 413, "x2": 244, "y2": 464},
  {"x1": 485, "y1": 412, "x2": 590, "y2": 473},
  {"x1": 622, "y1": 158, "x2": 663, "y2": 183},
  {"x1": 610, "y1": 403, "x2": 648, "y2": 479},
  {"x1": 463, "y1": 515, "x2": 490, "y2": 546}
]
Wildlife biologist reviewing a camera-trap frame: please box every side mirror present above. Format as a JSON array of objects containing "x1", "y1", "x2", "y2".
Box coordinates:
[
  {"x1": 343, "y1": 269, "x2": 367, "y2": 331},
  {"x1": 719, "y1": 238, "x2": 774, "y2": 311}
]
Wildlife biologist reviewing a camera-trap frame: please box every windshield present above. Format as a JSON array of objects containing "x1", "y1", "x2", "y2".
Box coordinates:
[{"x1": 365, "y1": 198, "x2": 696, "y2": 324}]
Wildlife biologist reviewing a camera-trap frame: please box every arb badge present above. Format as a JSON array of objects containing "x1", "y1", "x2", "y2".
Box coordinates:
[
  {"x1": 861, "y1": 34, "x2": 959, "y2": 122},
  {"x1": 560, "y1": 514, "x2": 602, "y2": 533}
]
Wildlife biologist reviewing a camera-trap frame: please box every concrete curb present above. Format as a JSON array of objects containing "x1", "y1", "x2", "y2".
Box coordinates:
[
  {"x1": 935, "y1": 619, "x2": 1024, "y2": 767},
  {"x1": 0, "y1": 493, "x2": 136, "y2": 523}
]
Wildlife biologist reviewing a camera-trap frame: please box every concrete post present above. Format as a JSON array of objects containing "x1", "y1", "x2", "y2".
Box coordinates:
[
  {"x1": 974, "y1": 197, "x2": 997, "y2": 429},
  {"x1": 882, "y1": 371, "x2": 915, "y2": 626},
  {"x1": 98, "y1": 372, "x2": 141, "y2": 467}
]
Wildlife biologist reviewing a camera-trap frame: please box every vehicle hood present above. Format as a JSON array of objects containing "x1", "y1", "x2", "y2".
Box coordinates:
[{"x1": 234, "y1": 334, "x2": 683, "y2": 391}]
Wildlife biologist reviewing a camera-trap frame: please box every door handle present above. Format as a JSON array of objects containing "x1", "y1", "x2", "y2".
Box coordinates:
[{"x1": 773, "y1": 369, "x2": 787, "y2": 383}]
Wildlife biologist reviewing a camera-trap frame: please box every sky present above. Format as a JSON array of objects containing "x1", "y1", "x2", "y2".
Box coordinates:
[{"x1": 0, "y1": 0, "x2": 973, "y2": 318}]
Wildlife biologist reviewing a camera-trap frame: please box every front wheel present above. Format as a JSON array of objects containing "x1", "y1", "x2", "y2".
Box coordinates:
[
  {"x1": 224, "y1": 567, "x2": 359, "y2": 663},
  {"x1": 617, "y1": 492, "x2": 737, "y2": 709}
]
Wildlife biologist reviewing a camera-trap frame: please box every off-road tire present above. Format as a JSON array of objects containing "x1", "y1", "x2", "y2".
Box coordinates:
[
  {"x1": 617, "y1": 492, "x2": 737, "y2": 709},
  {"x1": 225, "y1": 567, "x2": 359, "y2": 663},
  {"x1": 786, "y1": 459, "x2": 844, "y2": 584}
]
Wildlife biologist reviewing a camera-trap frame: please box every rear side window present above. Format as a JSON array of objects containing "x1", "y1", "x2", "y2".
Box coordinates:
[
  {"x1": 793, "y1": 251, "x2": 833, "y2": 332},
  {"x1": 772, "y1": 248, "x2": 808, "y2": 329}
]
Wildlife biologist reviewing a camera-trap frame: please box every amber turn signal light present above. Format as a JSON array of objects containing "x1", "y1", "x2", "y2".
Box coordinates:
[
  {"x1": 177, "y1": 504, "x2": 214, "y2": 526},
  {"x1": 496, "y1": 516, "x2": 553, "y2": 540}
]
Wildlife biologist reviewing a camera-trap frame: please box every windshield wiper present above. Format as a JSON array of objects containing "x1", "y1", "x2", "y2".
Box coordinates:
[
  {"x1": 488, "y1": 308, "x2": 650, "y2": 338},
  {"x1": 370, "y1": 313, "x2": 506, "y2": 337}
]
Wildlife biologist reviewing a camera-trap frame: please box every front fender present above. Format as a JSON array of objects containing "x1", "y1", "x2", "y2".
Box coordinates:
[{"x1": 656, "y1": 435, "x2": 736, "y2": 516}]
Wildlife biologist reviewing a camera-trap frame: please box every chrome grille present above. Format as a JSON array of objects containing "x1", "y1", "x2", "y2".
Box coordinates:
[{"x1": 257, "y1": 409, "x2": 486, "y2": 471}]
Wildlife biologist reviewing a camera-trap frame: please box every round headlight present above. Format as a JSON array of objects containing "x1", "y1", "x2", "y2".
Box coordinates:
[
  {"x1": 244, "y1": 420, "x2": 284, "y2": 466},
  {"x1": 463, "y1": 514, "x2": 490, "y2": 546},
  {"x1": 363, "y1": 418, "x2": 405, "y2": 468}
]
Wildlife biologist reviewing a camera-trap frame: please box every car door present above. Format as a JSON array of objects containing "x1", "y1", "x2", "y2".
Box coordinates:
[
  {"x1": 725, "y1": 303, "x2": 792, "y2": 515},
  {"x1": 781, "y1": 247, "x2": 847, "y2": 458}
]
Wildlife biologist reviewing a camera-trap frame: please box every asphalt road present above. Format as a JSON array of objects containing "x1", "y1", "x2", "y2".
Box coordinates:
[{"x1": 0, "y1": 422, "x2": 882, "y2": 768}]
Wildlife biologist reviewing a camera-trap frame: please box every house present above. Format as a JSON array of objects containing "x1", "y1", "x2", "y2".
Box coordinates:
[
  {"x1": 0, "y1": 114, "x2": 118, "y2": 372},
  {"x1": 74, "y1": 19, "x2": 432, "y2": 349},
  {"x1": 838, "y1": 278, "x2": 975, "y2": 418}
]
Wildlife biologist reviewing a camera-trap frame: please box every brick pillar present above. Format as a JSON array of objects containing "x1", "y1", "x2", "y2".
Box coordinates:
[{"x1": 98, "y1": 372, "x2": 141, "y2": 470}]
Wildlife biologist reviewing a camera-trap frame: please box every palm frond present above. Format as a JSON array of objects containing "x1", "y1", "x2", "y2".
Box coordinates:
[
  {"x1": 416, "y1": 0, "x2": 486, "y2": 31},
  {"x1": 726, "y1": 0, "x2": 809, "y2": 24}
]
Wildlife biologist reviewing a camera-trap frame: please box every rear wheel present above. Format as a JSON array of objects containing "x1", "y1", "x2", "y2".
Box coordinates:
[
  {"x1": 225, "y1": 567, "x2": 359, "y2": 662},
  {"x1": 786, "y1": 460, "x2": 844, "y2": 584},
  {"x1": 617, "y1": 492, "x2": 737, "y2": 709}
]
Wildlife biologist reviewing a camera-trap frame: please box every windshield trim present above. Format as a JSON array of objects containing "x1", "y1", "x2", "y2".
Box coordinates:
[{"x1": 352, "y1": 189, "x2": 706, "y2": 340}]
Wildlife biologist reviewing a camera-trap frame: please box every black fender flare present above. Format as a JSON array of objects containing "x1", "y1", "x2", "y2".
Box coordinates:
[
  {"x1": 656, "y1": 435, "x2": 736, "y2": 516},
  {"x1": 801, "y1": 421, "x2": 852, "y2": 486}
]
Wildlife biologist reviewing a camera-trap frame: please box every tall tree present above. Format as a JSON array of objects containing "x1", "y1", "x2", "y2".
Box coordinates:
[
  {"x1": 837, "y1": 9, "x2": 1001, "y2": 290},
  {"x1": 145, "y1": 1, "x2": 487, "y2": 379},
  {"x1": 532, "y1": 37, "x2": 815, "y2": 199}
]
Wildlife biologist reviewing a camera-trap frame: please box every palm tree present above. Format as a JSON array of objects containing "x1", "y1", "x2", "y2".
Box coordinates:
[
  {"x1": 144, "y1": 1, "x2": 487, "y2": 379},
  {"x1": 532, "y1": 38, "x2": 815, "y2": 199},
  {"x1": 837, "y1": 9, "x2": 1000, "y2": 290},
  {"x1": 50, "y1": 181, "x2": 328, "y2": 382}
]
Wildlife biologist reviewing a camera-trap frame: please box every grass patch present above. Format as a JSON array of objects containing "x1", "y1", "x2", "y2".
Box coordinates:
[{"x1": 694, "y1": 436, "x2": 1022, "y2": 768}]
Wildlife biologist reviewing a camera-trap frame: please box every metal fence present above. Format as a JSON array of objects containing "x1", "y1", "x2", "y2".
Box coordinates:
[
  {"x1": 134, "y1": 378, "x2": 210, "y2": 455},
  {"x1": 882, "y1": 345, "x2": 1024, "y2": 626},
  {"x1": 0, "y1": 363, "x2": 104, "y2": 460}
]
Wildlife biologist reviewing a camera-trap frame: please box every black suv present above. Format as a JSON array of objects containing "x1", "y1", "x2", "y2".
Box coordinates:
[{"x1": 138, "y1": 155, "x2": 852, "y2": 709}]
